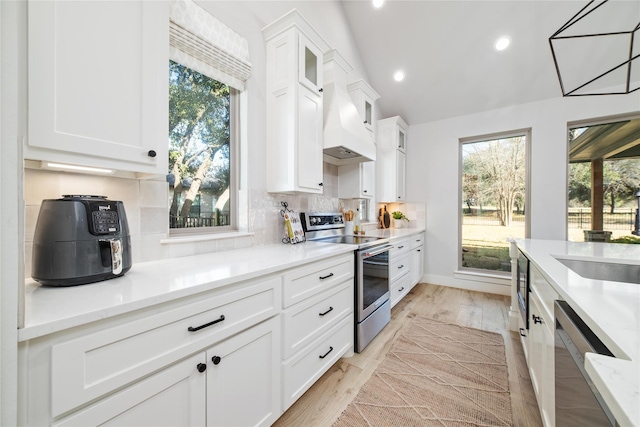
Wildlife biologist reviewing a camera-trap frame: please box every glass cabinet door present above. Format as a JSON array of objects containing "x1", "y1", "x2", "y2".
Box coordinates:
[
  {"x1": 298, "y1": 34, "x2": 323, "y2": 94},
  {"x1": 397, "y1": 129, "x2": 406, "y2": 152}
]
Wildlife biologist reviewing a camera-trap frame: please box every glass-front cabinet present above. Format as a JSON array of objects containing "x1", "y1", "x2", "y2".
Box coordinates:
[{"x1": 298, "y1": 34, "x2": 323, "y2": 94}]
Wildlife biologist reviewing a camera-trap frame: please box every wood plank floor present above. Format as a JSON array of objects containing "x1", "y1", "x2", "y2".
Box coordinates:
[{"x1": 273, "y1": 283, "x2": 543, "y2": 427}]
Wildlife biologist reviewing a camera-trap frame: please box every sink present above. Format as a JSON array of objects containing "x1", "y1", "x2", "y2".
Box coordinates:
[{"x1": 555, "y1": 257, "x2": 640, "y2": 284}]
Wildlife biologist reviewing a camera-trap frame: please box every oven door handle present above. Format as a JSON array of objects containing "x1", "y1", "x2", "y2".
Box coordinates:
[{"x1": 360, "y1": 244, "x2": 393, "y2": 258}]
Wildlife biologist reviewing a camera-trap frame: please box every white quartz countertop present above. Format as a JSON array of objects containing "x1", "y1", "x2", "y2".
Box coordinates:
[
  {"x1": 20, "y1": 242, "x2": 357, "y2": 342},
  {"x1": 362, "y1": 227, "x2": 424, "y2": 239},
  {"x1": 516, "y1": 239, "x2": 640, "y2": 426}
]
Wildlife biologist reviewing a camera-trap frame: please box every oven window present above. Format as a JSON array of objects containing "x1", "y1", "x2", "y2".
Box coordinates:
[{"x1": 362, "y1": 251, "x2": 389, "y2": 309}]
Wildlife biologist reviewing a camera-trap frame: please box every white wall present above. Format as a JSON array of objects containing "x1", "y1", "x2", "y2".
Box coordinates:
[{"x1": 406, "y1": 93, "x2": 640, "y2": 294}]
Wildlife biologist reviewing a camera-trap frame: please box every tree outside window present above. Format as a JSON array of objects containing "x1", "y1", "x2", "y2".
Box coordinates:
[
  {"x1": 461, "y1": 135, "x2": 527, "y2": 272},
  {"x1": 168, "y1": 61, "x2": 232, "y2": 229}
]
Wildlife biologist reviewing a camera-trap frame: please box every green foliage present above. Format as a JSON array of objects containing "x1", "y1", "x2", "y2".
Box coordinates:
[
  {"x1": 610, "y1": 235, "x2": 640, "y2": 244},
  {"x1": 392, "y1": 211, "x2": 408, "y2": 220},
  {"x1": 568, "y1": 159, "x2": 640, "y2": 211}
]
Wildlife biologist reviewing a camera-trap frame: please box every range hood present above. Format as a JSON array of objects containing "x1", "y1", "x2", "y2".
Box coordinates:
[{"x1": 323, "y1": 50, "x2": 376, "y2": 165}]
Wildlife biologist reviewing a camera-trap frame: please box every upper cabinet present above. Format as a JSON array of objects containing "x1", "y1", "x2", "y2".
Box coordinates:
[
  {"x1": 347, "y1": 80, "x2": 380, "y2": 141},
  {"x1": 26, "y1": 1, "x2": 169, "y2": 175},
  {"x1": 263, "y1": 10, "x2": 331, "y2": 194},
  {"x1": 376, "y1": 116, "x2": 408, "y2": 202}
]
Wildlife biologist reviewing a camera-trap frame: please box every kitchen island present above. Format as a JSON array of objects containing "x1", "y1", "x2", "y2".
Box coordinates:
[{"x1": 514, "y1": 239, "x2": 640, "y2": 427}]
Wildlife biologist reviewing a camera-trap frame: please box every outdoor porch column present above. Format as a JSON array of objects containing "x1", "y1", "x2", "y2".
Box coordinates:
[{"x1": 591, "y1": 158, "x2": 604, "y2": 230}]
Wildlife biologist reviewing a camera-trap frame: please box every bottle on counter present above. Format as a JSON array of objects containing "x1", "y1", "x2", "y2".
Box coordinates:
[{"x1": 354, "y1": 208, "x2": 360, "y2": 234}]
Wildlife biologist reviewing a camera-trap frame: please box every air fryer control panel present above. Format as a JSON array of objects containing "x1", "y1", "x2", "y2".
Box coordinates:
[{"x1": 62, "y1": 195, "x2": 121, "y2": 235}]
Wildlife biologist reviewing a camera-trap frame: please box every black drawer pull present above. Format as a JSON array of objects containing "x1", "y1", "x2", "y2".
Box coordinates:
[
  {"x1": 398, "y1": 287, "x2": 405, "y2": 292},
  {"x1": 188, "y1": 314, "x2": 225, "y2": 332},
  {"x1": 319, "y1": 273, "x2": 334, "y2": 280},
  {"x1": 533, "y1": 315, "x2": 543, "y2": 324},
  {"x1": 398, "y1": 264, "x2": 404, "y2": 269},
  {"x1": 398, "y1": 245, "x2": 404, "y2": 249},
  {"x1": 211, "y1": 356, "x2": 222, "y2": 365},
  {"x1": 519, "y1": 328, "x2": 526, "y2": 337},
  {"x1": 319, "y1": 306, "x2": 334, "y2": 316},
  {"x1": 417, "y1": 249, "x2": 421, "y2": 252},
  {"x1": 319, "y1": 346, "x2": 334, "y2": 359},
  {"x1": 197, "y1": 363, "x2": 207, "y2": 373}
]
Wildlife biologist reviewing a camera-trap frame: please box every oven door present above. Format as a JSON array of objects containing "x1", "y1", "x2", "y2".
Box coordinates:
[
  {"x1": 517, "y1": 250, "x2": 530, "y2": 329},
  {"x1": 357, "y1": 245, "x2": 392, "y2": 322}
]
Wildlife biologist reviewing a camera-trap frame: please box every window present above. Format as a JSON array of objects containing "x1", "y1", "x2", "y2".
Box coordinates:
[
  {"x1": 460, "y1": 131, "x2": 529, "y2": 273},
  {"x1": 567, "y1": 116, "x2": 640, "y2": 243},
  {"x1": 168, "y1": 61, "x2": 235, "y2": 231},
  {"x1": 167, "y1": 0, "x2": 251, "y2": 234}
]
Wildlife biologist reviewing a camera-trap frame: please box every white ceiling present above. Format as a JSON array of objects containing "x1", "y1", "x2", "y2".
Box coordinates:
[{"x1": 340, "y1": 0, "x2": 640, "y2": 126}]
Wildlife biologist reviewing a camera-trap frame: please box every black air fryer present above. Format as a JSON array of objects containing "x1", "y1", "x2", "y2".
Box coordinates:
[{"x1": 32, "y1": 195, "x2": 132, "y2": 286}]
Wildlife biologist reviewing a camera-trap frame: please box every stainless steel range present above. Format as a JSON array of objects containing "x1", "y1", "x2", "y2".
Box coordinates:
[{"x1": 301, "y1": 212, "x2": 392, "y2": 352}]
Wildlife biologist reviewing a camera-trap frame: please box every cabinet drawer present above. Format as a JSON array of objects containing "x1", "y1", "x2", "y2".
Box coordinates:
[
  {"x1": 283, "y1": 254, "x2": 353, "y2": 308},
  {"x1": 282, "y1": 280, "x2": 353, "y2": 359},
  {"x1": 390, "y1": 253, "x2": 410, "y2": 283},
  {"x1": 282, "y1": 315, "x2": 352, "y2": 410},
  {"x1": 390, "y1": 238, "x2": 411, "y2": 259},
  {"x1": 409, "y1": 233, "x2": 425, "y2": 250},
  {"x1": 530, "y1": 264, "x2": 559, "y2": 324},
  {"x1": 390, "y1": 272, "x2": 411, "y2": 308},
  {"x1": 51, "y1": 277, "x2": 281, "y2": 417}
]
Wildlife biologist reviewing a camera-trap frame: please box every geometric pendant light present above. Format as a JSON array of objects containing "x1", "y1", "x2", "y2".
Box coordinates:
[{"x1": 549, "y1": 0, "x2": 640, "y2": 96}]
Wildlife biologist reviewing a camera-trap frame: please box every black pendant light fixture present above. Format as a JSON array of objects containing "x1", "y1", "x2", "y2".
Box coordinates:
[{"x1": 549, "y1": 0, "x2": 640, "y2": 97}]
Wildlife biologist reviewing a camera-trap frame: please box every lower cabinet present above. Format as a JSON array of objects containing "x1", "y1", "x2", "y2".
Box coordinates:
[
  {"x1": 53, "y1": 317, "x2": 280, "y2": 427},
  {"x1": 522, "y1": 262, "x2": 558, "y2": 427},
  {"x1": 390, "y1": 232, "x2": 424, "y2": 308}
]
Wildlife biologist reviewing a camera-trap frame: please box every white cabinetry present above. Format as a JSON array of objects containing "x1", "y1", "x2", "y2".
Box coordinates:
[
  {"x1": 389, "y1": 232, "x2": 424, "y2": 308},
  {"x1": 376, "y1": 116, "x2": 408, "y2": 202},
  {"x1": 338, "y1": 161, "x2": 375, "y2": 199},
  {"x1": 21, "y1": 276, "x2": 282, "y2": 426},
  {"x1": 27, "y1": 1, "x2": 169, "y2": 175},
  {"x1": 281, "y1": 253, "x2": 354, "y2": 410},
  {"x1": 263, "y1": 10, "x2": 330, "y2": 194},
  {"x1": 527, "y1": 264, "x2": 558, "y2": 427},
  {"x1": 347, "y1": 79, "x2": 380, "y2": 141}
]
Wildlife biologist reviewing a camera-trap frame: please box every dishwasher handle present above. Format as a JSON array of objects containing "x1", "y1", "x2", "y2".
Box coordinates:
[{"x1": 554, "y1": 300, "x2": 613, "y2": 358}]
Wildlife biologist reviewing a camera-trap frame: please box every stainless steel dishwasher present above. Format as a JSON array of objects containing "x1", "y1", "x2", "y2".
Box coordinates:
[{"x1": 554, "y1": 300, "x2": 617, "y2": 426}]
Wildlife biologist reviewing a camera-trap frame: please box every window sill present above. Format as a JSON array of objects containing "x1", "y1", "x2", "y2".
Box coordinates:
[
  {"x1": 161, "y1": 231, "x2": 254, "y2": 245},
  {"x1": 454, "y1": 270, "x2": 511, "y2": 286}
]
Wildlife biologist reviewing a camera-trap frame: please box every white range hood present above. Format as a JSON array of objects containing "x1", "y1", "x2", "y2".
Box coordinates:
[{"x1": 323, "y1": 50, "x2": 376, "y2": 165}]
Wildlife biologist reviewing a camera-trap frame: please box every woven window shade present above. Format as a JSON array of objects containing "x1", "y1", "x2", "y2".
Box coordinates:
[{"x1": 170, "y1": 0, "x2": 251, "y2": 90}]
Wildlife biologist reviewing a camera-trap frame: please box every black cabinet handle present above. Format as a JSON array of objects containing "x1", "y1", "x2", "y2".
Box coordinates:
[
  {"x1": 147, "y1": 150, "x2": 157, "y2": 158},
  {"x1": 187, "y1": 314, "x2": 225, "y2": 332},
  {"x1": 211, "y1": 356, "x2": 222, "y2": 365},
  {"x1": 398, "y1": 245, "x2": 404, "y2": 249},
  {"x1": 319, "y1": 306, "x2": 334, "y2": 316},
  {"x1": 519, "y1": 328, "x2": 526, "y2": 337},
  {"x1": 319, "y1": 346, "x2": 333, "y2": 359},
  {"x1": 398, "y1": 264, "x2": 404, "y2": 269},
  {"x1": 319, "y1": 182, "x2": 323, "y2": 186},
  {"x1": 417, "y1": 249, "x2": 421, "y2": 252},
  {"x1": 197, "y1": 363, "x2": 207, "y2": 373},
  {"x1": 398, "y1": 287, "x2": 405, "y2": 292},
  {"x1": 319, "y1": 273, "x2": 334, "y2": 280},
  {"x1": 363, "y1": 190, "x2": 368, "y2": 193},
  {"x1": 319, "y1": 88, "x2": 323, "y2": 93},
  {"x1": 533, "y1": 315, "x2": 543, "y2": 324}
]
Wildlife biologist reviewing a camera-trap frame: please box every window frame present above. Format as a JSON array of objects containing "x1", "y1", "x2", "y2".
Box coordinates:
[{"x1": 458, "y1": 128, "x2": 531, "y2": 275}]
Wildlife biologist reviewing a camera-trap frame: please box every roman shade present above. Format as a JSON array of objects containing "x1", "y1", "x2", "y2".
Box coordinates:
[{"x1": 169, "y1": 0, "x2": 252, "y2": 90}]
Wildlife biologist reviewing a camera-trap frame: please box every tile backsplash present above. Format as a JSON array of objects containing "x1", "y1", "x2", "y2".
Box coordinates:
[
  {"x1": 24, "y1": 165, "x2": 425, "y2": 278},
  {"x1": 24, "y1": 164, "x2": 343, "y2": 277}
]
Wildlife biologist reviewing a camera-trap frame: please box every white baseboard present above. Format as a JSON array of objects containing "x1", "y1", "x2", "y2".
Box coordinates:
[{"x1": 421, "y1": 273, "x2": 511, "y2": 296}]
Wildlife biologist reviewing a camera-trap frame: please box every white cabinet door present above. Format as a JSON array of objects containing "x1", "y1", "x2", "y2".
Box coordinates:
[
  {"x1": 338, "y1": 161, "x2": 375, "y2": 198},
  {"x1": 408, "y1": 246, "x2": 423, "y2": 288},
  {"x1": 54, "y1": 354, "x2": 206, "y2": 427},
  {"x1": 206, "y1": 318, "x2": 280, "y2": 427},
  {"x1": 396, "y1": 150, "x2": 406, "y2": 201},
  {"x1": 528, "y1": 291, "x2": 555, "y2": 427},
  {"x1": 298, "y1": 33, "x2": 323, "y2": 94},
  {"x1": 297, "y1": 85, "x2": 324, "y2": 193},
  {"x1": 27, "y1": 1, "x2": 169, "y2": 174}
]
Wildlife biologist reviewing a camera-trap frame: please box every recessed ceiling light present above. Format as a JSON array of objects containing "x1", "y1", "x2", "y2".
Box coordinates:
[
  {"x1": 394, "y1": 70, "x2": 405, "y2": 82},
  {"x1": 372, "y1": 0, "x2": 384, "y2": 9},
  {"x1": 495, "y1": 36, "x2": 510, "y2": 51}
]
